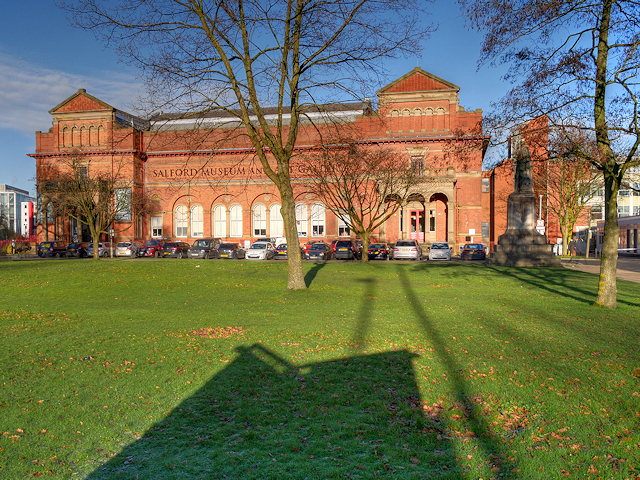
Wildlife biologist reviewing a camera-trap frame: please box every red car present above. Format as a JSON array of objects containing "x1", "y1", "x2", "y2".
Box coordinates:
[{"x1": 137, "y1": 239, "x2": 167, "y2": 257}]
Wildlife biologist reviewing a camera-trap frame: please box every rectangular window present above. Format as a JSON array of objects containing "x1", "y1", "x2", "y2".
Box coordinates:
[
  {"x1": 619, "y1": 189, "x2": 630, "y2": 197},
  {"x1": 482, "y1": 222, "x2": 489, "y2": 237},
  {"x1": 411, "y1": 157, "x2": 423, "y2": 174},
  {"x1": 429, "y1": 209, "x2": 436, "y2": 232},
  {"x1": 618, "y1": 205, "x2": 630, "y2": 217},
  {"x1": 634, "y1": 206, "x2": 640, "y2": 216},
  {"x1": 114, "y1": 188, "x2": 132, "y2": 221},
  {"x1": 481, "y1": 178, "x2": 490, "y2": 193},
  {"x1": 590, "y1": 206, "x2": 603, "y2": 220},
  {"x1": 337, "y1": 215, "x2": 350, "y2": 237},
  {"x1": 151, "y1": 215, "x2": 163, "y2": 237}
]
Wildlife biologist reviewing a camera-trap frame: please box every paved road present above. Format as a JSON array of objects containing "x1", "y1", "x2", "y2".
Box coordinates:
[{"x1": 561, "y1": 255, "x2": 640, "y2": 284}]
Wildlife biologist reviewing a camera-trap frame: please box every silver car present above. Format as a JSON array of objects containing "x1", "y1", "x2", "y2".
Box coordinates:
[
  {"x1": 392, "y1": 240, "x2": 422, "y2": 261},
  {"x1": 115, "y1": 241, "x2": 142, "y2": 257},
  {"x1": 428, "y1": 242, "x2": 452, "y2": 261}
]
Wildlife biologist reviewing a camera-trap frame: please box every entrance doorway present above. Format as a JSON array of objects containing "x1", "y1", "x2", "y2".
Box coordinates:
[{"x1": 410, "y1": 210, "x2": 425, "y2": 241}]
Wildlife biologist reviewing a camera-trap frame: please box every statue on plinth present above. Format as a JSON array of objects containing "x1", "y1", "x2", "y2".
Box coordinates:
[{"x1": 488, "y1": 132, "x2": 561, "y2": 266}]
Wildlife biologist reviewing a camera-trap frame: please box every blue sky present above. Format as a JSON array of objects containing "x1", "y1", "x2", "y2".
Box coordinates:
[{"x1": 0, "y1": 1, "x2": 510, "y2": 196}]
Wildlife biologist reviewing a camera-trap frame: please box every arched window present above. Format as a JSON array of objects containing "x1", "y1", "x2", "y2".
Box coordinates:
[
  {"x1": 269, "y1": 204, "x2": 283, "y2": 238},
  {"x1": 295, "y1": 204, "x2": 308, "y2": 237},
  {"x1": 213, "y1": 205, "x2": 226, "y2": 237},
  {"x1": 311, "y1": 203, "x2": 325, "y2": 237},
  {"x1": 252, "y1": 204, "x2": 266, "y2": 237},
  {"x1": 174, "y1": 205, "x2": 188, "y2": 237},
  {"x1": 191, "y1": 205, "x2": 204, "y2": 237},
  {"x1": 229, "y1": 204, "x2": 243, "y2": 237}
]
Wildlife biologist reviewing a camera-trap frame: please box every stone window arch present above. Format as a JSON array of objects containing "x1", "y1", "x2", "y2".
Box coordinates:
[
  {"x1": 191, "y1": 205, "x2": 204, "y2": 237},
  {"x1": 252, "y1": 203, "x2": 267, "y2": 237},
  {"x1": 269, "y1": 204, "x2": 283, "y2": 238},
  {"x1": 213, "y1": 205, "x2": 226, "y2": 237},
  {"x1": 229, "y1": 204, "x2": 243, "y2": 237},
  {"x1": 174, "y1": 205, "x2": 188, "y2": 237}
]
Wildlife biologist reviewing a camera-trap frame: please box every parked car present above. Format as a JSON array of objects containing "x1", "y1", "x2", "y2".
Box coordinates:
[
  {"x1": 161, "y1": 241, "x2": 191, "y2": 258},
  {"x1": 393, "y1": 240, "x2": 422, "y2": 261},
  {"x1": 305, "y1": 242, "x2": 332, "y2": 261},
  {"x1": 255, "y1": 237, "x2": 277, "y2": 245},
  {"x1": 274, "y1": 243, "x2": 290, "y2": 260},
  {"x1": 329, "y1": 239, "x2": 340, "y2": 253},
  {"x1": 66, "y1": 242, "x2": 88, "y2": 258},
  {"x1": 188, "y1": 238, "x2": 222, "y2": 259},
  {"x1": 368, "y1": 243, "x2": 390, "y2": 260},
  {"x1": 246, "y1": 242, "x2": 276, "y2": 260},
  {"x1": 334, "y1": 240, "x2": 361, "y2": 260},
  {"x1": 216, "y1": 243, "x2": 246, "y2": 259},
  {"x1": 115, "y1": 241, "x2": 143, "y2": 258},
  {"x1": 137, "y1": 239, "x2": 166, "y2": 258},
  {"x1": 38, "y1": 241, "x2": 67, "y2": 257},
  {"x1": 460, "y1": 243, "x2": 486, "y2": 260},
  {"x1": 302, "y1": 240, "x2": 323, "y2": 255},
  {"x1": 86, "y1": 242, "x2": 113, "y2": 258},
  {"x1": 428, "y1": 242, "x2": 452, "y2": 261}
]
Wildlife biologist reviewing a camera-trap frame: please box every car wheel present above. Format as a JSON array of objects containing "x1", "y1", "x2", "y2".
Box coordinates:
[
  {"x1": 178, "y1": 251, "x2": 183, "y2": 259},
  {"x1": 154, "y1": 250, "x2": 159, "y2": 258},
  {"x1": 204, "y1": 252, "x2": 210, "y2": 260},
  {"x1": 55, "y1": 252, "x2": 61, "y2": 258}
]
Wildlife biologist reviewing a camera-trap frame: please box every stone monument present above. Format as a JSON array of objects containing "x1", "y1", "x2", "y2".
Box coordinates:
[{"x1": 488, "y1": 134, "x2": 561, "y2": 266}]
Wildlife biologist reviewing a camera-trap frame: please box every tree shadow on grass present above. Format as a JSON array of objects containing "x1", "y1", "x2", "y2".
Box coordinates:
[
  {"x1": 395, "y1": 266, "x2": 511, "y2": 473},
  {"x1": 486, "y1": 265, "x2": 640, "y2": 308},
  {"x1": 86, "y1": 345, "x2": 461, "y2": 479},
  {"x1": 304, "y1": 262, "x2": 327, "y2": 287}
]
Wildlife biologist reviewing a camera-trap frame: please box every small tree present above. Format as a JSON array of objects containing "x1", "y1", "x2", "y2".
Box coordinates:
[
  {"x1": 533, "y1": 129, "x2": 602, "y2": 255},
  {"x1": 304, "y1": 140, "x2": 419, "y2": 261},
  {"x1": 38, "y1": 153, "x2": 142, "y2": 259}
]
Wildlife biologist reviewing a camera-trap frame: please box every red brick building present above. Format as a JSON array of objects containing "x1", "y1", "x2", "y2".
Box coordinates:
[{"x1": 30, "y1": 68, "x2": 489, "y2": 249}]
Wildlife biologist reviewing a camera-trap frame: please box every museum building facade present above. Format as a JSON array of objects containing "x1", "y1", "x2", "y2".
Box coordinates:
[{"x1": 30, "y1": 68, "x2": 489, "y2": 249}]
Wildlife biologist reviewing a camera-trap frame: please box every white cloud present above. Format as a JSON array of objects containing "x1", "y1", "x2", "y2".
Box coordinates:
[{"x1": 0, "y1": 53, "x2": 143, "y2": 135}]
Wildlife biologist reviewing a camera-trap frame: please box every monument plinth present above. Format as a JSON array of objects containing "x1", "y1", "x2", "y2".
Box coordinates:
[{"x1": 488, "y1": 135, "x2": 561, "y2": 267}]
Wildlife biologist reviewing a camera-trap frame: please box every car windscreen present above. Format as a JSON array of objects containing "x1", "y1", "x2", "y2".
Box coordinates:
[
  {"x1": 432, "y1": 243, "x2": 449, "y2": 249},
  {"x1": 250, "y1": 243, "x2": 267, "y2": 249},
  {"x1": 395, "y1": 241, "x2": 414, "y2": 246},
  {"x1": 309, "y1": 244, "x2": 326, "y2": 250},
  {"x1": 144, "y1": 240, "x2": 160, "y2": 246},
  {"x1": 276, "y1": 244, "x2": 287, "y2": 250},
  {"x1": 219, "y1": 244, "x2": 235, "y2": 249},
  {"x1": 369, "y1": 244, "x2": 384, "y2": 249},
  {"x1": 192, "y1": 240, "x2": 210, "y2": 247},
  {"x1": 336, "y1": 241, "x2": 352, "y2": 247},
  {"x1": 117, "y1": 242, "x2": 130, "y2": 247}
]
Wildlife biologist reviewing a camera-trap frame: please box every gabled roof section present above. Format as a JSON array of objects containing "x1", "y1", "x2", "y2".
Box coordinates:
[
  {"x1": 49, "y1": 89, "x2": 115, "y2": 115},
  {"x1": 377, "y1": 67, "x2": 459, "y2": 95}
]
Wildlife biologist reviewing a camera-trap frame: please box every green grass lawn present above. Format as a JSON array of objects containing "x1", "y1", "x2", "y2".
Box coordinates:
[{"x1": 0, "y1": 258, "x2": 639, "y2": 479}]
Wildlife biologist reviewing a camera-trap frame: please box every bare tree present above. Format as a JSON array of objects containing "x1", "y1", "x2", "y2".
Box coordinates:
[
  {"x1": 459, "y1": 0, "x2": 640, "y2": 308},
  {"x1": 304, "y1": 140, "x2": 419, "y2": 262},
  {"x1": 38, "y1": 152, "x2": 146, "y2": 259},
  {"x1": 60, "y1": 0, "x2": 434, "y2": 289},
  {"x1": 534, "y1": 129, "x2": 602, "y2": 255}
]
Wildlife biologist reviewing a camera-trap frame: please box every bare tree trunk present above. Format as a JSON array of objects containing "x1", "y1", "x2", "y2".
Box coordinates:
[
  {"x1": 279, "y1": 184, "x2": 306, "y2": 290},
  {"x1": 594, "y1": 0, "x2": 617, "y2": 308},
  {"x1": 360, "y1": 230, "x2": 370, "y2": 263},
  {"x1": 561, "y1": 224, "x2": 571, "y2": 256},
  {"x1": 91, "y1": 217, "x2": 101, "y2": 260},
  {"x1": 595, "y1": 172, "x2": 619, "y2": 308}
]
